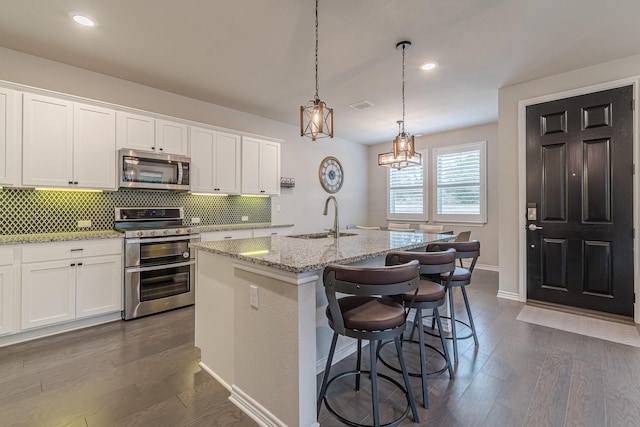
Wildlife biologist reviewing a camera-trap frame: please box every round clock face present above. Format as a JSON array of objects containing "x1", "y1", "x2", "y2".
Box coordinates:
[{"x1": 319, "y1": 156, "x2": 344, "y2": 193}]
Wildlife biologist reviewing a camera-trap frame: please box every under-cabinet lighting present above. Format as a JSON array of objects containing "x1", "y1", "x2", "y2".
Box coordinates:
[
  {"x1": 191, "y1": 192, "x2": 229, "y2": 196},
  {"x1": 35, "y1": 188, "x2": 103, "y2": 193},
  {"x1": 241, "y1": 194, "x2": 270, "y2": 198}
]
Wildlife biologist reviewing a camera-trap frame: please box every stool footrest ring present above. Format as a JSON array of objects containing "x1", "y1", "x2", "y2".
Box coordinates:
[
  {"x1": 377, "y1": 339, "x2": 449, "y2": 377},
  {"x1": 424, "y1": 316, "x2": 475, "y2": 340},
  {"x1": 322, "y1": 369, "x2": 411, "y2": 427}
]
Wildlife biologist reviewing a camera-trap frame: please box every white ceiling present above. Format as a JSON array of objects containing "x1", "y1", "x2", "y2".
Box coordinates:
[{"x1": 1, "y1": 0, "x2": 640, "y2": 144}]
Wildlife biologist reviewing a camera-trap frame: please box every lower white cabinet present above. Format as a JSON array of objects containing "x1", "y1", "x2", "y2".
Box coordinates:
[
  {"x1": 0, "y1": 247, "x2": 16, "y2": 336},
  {"x1": 200, "y1": 229, "x2": 253, "y2": 242},
  {"x1": 21, "y1": 239, "x2": 122, "y2": 330},
  {"x1": 252, "y1": 228, "x2": 292, "y2": 238}
]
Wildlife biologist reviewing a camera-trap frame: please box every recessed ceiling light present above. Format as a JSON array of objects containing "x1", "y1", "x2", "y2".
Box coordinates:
[
  {"x1": 69, "y1": 12, "x2": 96, "y2": 27},
  {"x1": 420, "y1": 61, "x2": 438, "y2": 71}
]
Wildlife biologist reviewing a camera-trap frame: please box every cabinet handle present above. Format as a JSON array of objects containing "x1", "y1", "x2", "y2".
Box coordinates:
[
  {"x1": 260, "y1": 190, "x2": 265, "y2": 193},
  {"x1": 159, "y1": 148, "x2": 163, "y2": 151},
  {"x1": 78, "y1": 262, "x2": 83, "y2": 266},
  {"x1": 70, "y1": 263, "x2": 76, "y2": 267},
  {"x1": 68, "y1": 181, "x2": 73, "y2": 184},
  {"x1": 73, "y1": 181, "x2": 78, "y2": 185},
  {"x1": 224, "y1": 236, "x2": 232, "y2": 239}
]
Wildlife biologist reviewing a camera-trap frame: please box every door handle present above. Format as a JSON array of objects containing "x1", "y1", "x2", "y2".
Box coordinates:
[{"x1": 528, "y1": 224, "x2": 543, "y2": 231}]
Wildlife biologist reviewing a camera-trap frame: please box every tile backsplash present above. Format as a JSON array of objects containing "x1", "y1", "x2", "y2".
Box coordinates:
[{"x1": 0, "y1": 188, "x2": 271, "y2": 235}]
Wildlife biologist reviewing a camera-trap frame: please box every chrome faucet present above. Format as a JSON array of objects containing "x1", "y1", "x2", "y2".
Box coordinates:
[{"x1": 323, "y1": 196, "x2": 339, "y2": 238}]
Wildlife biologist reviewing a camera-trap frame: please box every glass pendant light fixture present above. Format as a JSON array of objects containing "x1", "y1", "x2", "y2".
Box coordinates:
[
  {"x1": 378, "y1": 41, "x2": 422, "y2": 169},
  {"x1": 300, "y1": 0, "x2": 333, "y2": 141}
]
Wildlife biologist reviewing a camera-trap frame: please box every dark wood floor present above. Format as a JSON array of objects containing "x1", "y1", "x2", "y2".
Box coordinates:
[{"x1": 2, "y1": 270, "x2": 640, "y2": 426}]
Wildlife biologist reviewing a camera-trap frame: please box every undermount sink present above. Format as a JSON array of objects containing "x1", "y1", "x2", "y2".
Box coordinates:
[{"x1": 287, "y1": 232, "x2": 358, "y2": 239}]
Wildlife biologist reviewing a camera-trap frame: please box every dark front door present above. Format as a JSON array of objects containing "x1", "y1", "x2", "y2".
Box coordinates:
[{"x1": 526, "y1": 85, "x2": 634, "y2": 317}]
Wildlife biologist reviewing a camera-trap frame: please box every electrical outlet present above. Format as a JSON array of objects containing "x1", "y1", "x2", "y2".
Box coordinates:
[
  {"x1": 191, "y1": 217, "x2": 201, "y2": 224},
  {"x1": 77, "y1": 220, "x2": 92, "y2": 228},
  {"x1": 276, "y1": 204, "x2": 281, "y2": 212},
  {"x1": 249, "y1": 285, "x2": 259, "y2": 308},
  {"x1": 242, "y1": 216, "x2": 249, "y2": 222}
]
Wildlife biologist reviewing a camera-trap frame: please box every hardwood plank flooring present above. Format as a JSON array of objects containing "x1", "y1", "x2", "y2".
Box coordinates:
[{"x1": 1, "y1": 270, "x2": 639, "y2": 426}]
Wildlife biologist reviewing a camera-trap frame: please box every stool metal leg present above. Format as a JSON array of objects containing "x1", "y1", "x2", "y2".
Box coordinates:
[
  {"x1": 449, "y1": 287, "x2": 459, "y2": 363},
  {"x1": 415, "y1": 307, "x2": 429, "y2": 409},
  {"x1": 433, "y1": 307, "x2": 455, "y2": 380},
  {"x1": 317, "y1": 332, "x2": 338, "y2": 417},
  {"x1": 394, "y1": 336, "x2": 420, "y2": 423},
  {"x1": 461, "y1": 286, "x2": 479, "y2": 346},
  {"x1": 355, "y1": 338, "x2": 362, "y2": 391},
  {"x1": 369, "y1": 339, "x2": 380, "y2": 427}
]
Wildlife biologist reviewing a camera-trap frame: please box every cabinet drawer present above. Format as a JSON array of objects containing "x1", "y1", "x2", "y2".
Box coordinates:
[
  {"x1": 200, "y1": 229, "x2": 253, "y2": 242},
  {"x1": 252, "y1": 228, "x2": 292, "y2": 238},
  {"x1": 0, "y1": 247, "x2": 15, "y2": 266},
  {"x1": 22, "y1": 238, "x2": 123, "y2": 263}
]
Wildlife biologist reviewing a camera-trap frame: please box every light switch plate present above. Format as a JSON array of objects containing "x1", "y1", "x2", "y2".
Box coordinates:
[
  {"x1": 78, "y1": 220, "x2": 92, "y2": 228},
  {"x1": 242, "y1": 216, "x2": 249, "y2": 222},
  {"x1": 191, "y1": 217, "x2": 201, "y2": 223},
  {"x1": 249, "y1": 285, "x2": 259, "y2": 309}
]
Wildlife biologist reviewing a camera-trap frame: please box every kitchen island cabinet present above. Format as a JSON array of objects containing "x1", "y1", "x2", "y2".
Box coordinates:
[{"x1": 192, "y1": 229, "x2": 453, "y2": 427}]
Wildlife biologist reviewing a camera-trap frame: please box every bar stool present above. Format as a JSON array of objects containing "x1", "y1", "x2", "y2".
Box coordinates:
[
  {"x1": 426, "y1": 240, "x2": 481, "y2": 363},
  {"x1": 379, "y1": 249, "x2": 456, "y2": 409},
  {"x1": 318, "y1": 261, "x2": 421, "y2": 427}
]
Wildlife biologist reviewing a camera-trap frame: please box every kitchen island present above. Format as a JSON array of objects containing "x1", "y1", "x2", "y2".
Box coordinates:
[{"x1": 191, "y1": 229, "x2": 454, "y2": 427}]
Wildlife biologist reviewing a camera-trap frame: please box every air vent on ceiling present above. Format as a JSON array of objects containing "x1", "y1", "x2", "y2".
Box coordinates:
[{"x1": 349, "y1": 100, "x2": 374, "y2": 111}]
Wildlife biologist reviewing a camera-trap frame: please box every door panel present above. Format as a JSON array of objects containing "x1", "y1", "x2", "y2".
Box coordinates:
[{"x1": 526, "y1": 85, "x2": 633, "y2": 317}]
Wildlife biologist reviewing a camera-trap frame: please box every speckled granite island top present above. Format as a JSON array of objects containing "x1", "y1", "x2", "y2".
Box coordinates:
[{"x1": 191, "y1": 229, "x2": 454, "y2": 273}]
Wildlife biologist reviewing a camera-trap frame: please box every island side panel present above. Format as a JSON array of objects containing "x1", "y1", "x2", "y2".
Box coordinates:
[
  {"x1": 194, "y1": 251, "x2": 235, "y2": 390},
  {"x1": 231, "y1": 266, "x2": 318, "y2": 427}
]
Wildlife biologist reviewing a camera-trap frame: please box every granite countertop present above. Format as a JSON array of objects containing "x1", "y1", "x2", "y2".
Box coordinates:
[
  {"x1": 0, "y1": 230, "x2": 123, "y2": 245},
  {"x1": 191, "y1": 229, "x2": 454, "y2": 273}
]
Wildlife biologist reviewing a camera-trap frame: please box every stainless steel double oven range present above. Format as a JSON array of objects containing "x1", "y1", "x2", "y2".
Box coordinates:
[{"x1": 115, "y1": 207, "x2": 200, "y2": 320}]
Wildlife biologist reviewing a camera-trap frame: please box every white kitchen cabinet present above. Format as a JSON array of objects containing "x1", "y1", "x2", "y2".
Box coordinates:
[
  {"x1": 252, "y1": 228, "x2": 292, "y2": 238},
  {"x1": 241, "y1": 137, "x2": 280, "y2": 195},
  {"x1": 117, "y1": 112, "x2": 189, "y2": 156},
  {"x1": 0, "y1": 247, "x2": 16, "y2": 336},
  {"x1": 0, "y1": 87, "x2": 21, "y2": 186},
  {"x1": 200, "y1": 229, "x2": 253, "y2": 242},
  {"x1": 22, "y1": 94, "x2": 116, "y2": 189},
  {"x1": 190, "y1": 127, "x2": 241, "y2": 194},
  {"x1": 21, "y1": 239, "x2": 123, "y2": 330}
]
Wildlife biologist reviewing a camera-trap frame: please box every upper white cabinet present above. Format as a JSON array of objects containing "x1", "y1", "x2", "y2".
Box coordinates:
[
  {"x1": 22, "y1": 93, "x2": 116, "y2": 190},
  {"x1": 190, "y1": 126, "x2": 241, "y2": 194},
  {"x1": 0, "y1": 87, "x2": 21, "y2": 186},
  {"x1": 241, "y1": 137, "x2": 280, "y2": 196},
  {"x1": 117, "y1": 111, "x2": 189, "y2": 156},
  {"x1": 0, "y1": 247, "x2": 15, "y2": 336}
]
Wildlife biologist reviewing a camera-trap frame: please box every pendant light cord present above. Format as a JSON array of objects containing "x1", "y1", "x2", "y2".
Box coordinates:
[
  {"x1": 314, "y1": 0, "x2": 319, "y2": 101},
  {"x1": 401, "y1": 43, "x2": 406, "y2": 133}
]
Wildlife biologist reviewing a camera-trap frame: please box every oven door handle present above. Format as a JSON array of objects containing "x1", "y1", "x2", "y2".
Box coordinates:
[
  {"x1": 125, "y1": 260, "x2": 195, "y2": 273},
  {"x1": 126, "y1": 234, "x2": 200, "y2": 244}
]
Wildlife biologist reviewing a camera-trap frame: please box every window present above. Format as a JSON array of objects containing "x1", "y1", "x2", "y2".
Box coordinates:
[
  {"x1": 387, "y1": 150, "x2": 428, "y2": 221},
  {"x1": 433, "y1": 141, "x2": 486, "y2": 223}
]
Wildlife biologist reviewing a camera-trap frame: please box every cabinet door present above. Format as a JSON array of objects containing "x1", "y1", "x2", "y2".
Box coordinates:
[
  {"x1": 241, "y1": 137, "x2": 262, "y2": 194},
  {"x1": 156, "y1": 119, "x2": 189, "y2": 155},
  {"x1": 0, "y1": 265, "x2": 14, "y2": 336},
  {"x1": 22, "y1": 260, "x2": 75, "y2": 329},
  {"x1": 260, "y1": 141, "x2": 280, "y2": 195},
  {"x1": 76, "y1": 255, "x2": 122, "y2": 318},
  {"x1": 22, "y1": 93, "x2": 74, "y2": 187},
  {"x1": 190, "y1": 126, "x2": 215, "y2": 193},
  {"x1": 117, "y1": 111, "x2": 155, "y2": 152},
  {"x1": 0, "y1": 87, "x2": 20, "y2": 186},
  {"x1": 215, "y1": 132, "x2": 241, "y2": 194},
  {"x1": 73, "y1": 103, "x2": 117, "y2": 189}
]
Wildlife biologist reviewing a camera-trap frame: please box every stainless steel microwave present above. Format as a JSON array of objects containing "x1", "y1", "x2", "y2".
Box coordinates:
[{"x1": 118, "y1": 149, "x2": 190, "y2": 191}]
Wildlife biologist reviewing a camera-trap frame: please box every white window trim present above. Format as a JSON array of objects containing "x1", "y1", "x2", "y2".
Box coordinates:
[
  {"x1": 386, "y1": 150, "x2": 428, "y2": 222},
  {"x1": 432, "y1": 141, "x2": 487, "y2": 224}
]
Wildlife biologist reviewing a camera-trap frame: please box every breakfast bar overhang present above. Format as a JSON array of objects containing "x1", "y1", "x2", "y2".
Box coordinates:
[{"x1": 191, "y1": 229, "x2": 453, "y2": 427}]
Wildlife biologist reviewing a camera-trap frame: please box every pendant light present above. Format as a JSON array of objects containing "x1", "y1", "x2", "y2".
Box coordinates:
[
  {"x1": 300, "y1": 0, "x2": 333, "y2": 141},
  {"x1": 378, "y1": 41, "x2": 422, "y2": 169}
]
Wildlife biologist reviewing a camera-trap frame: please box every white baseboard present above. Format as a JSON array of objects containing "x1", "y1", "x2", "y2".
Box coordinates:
[
  {"x1": 198, "y1": 361, "x2": 231, "y2": 393},
  {"x1": 475, "y1": 263, "x2": 499, "y2": 272},
  {"x1": 497, "y1": 290, "x2": 521, "y2": 301},
  {"x1": 230, "y1": 385, "x2": 320, "y2": 427}
]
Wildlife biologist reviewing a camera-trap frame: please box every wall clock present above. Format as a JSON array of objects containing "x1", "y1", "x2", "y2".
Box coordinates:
[{"x1": 319, "y1": 156, "x2": 344, "y2": 193}]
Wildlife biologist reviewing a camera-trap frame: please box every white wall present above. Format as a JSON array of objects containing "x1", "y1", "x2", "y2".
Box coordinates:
[
  {"x1": 367, "y1": 122, "x2": 499, "y2": 268},
  {"x1": 0, "y1": 47, "x2": 369, "y2": 234},
  {"x1": 498, "y1": 53, "x2": 640, "y2": 311}
]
